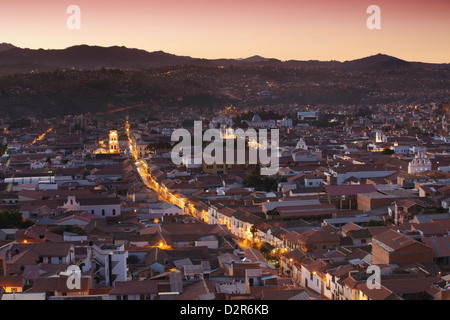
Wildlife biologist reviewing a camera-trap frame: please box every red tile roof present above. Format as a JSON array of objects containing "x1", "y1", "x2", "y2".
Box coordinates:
[
  {"x1": 381, "y1": 276, "x2": 442, "y2": 295},
  {"x1": 411, "y1": 223, "x2": 448, "y2": 236},
  {"x1": 372, "y1": 229, "x2": 419, "y2": 250},
  {"x1": 421, "y1": 237, "x2": 450, "y2": 258},
  {"x1": 276, "y1": 204, "x2": 337, "y2": 219},
  {"x1": 8, "y1": 242, "x2": 74, "y2": 258},
  {"x1": 432, "y1": 218, "x2": 450, "y2": 232},
  {"x1": 109, "y1": 279, "x2": 159, "y2": 295},
  {"x1": 178, "y1": 279, "x2": 215, "y2": 300},
  {"x1": 323, "y1": 185, "x2": 377, "y2": 197},
  {"x1": 0, "y1": 275, "x2": 25, "y2": 288},
  {"x1": 28, "y1": 276, "x2": 90, "y2": 293},
  {"x1": 356, "y1": 282, "x2": 400, "y2": 300},
  {"x1": 297, "y1": 228, "x2": 340, "y2": 244}
]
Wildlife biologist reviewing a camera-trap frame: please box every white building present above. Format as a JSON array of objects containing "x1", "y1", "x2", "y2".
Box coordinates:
[
  {"x1": 148, "y1": 201, "x2": 183, "y2": 217},
  {"x1": 392, "y1": 145, "x2": 410, "y2": 154},
  {"x1": 291, "y1": 149, "x2": 320, "y2": 162},
  {"x1": 277, "y1": 118, "x2": 293, "y2": 127},
  {"x1": 80, "y1": 244, "x2": 129, "y2": 287},
  {"x1": 61, "y1": 195, "x2": 121, "y2": 217},
  {"x1": 375, "y1": 130, "x2": 387, "y2": 143},
  {"x1": 304, "y1": 175, "x2": 326, "y2": 187},
  {"x1": 209, "y1": 114, "x2": 233, "y2": 129},
  {"x1": 298, "y1": 111, "x2": 319, "y2": 121},
  {"x1": 408, "y1": 151, "x2": 431, "y2": 174},
  {"x1": 296, "y1": 138, "x2": 308, "y2": 150}
]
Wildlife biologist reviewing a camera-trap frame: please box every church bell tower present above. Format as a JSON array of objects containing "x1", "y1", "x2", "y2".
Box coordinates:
[{"x1": 109, "y1": 130, "x2": 120, "y2": 154}]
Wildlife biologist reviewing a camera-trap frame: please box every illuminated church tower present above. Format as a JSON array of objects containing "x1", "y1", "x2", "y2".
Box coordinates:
[{"x1": 109, "y1": 130, "x2": 120, "y2": 154}]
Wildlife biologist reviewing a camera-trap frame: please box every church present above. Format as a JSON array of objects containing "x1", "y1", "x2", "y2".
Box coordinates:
[
  {"x1": 408, "y1": 151, "x2": 431, "y2": 174},
  {"x1": 94, "y1": 129, "x2": 122, "y2": 154}
]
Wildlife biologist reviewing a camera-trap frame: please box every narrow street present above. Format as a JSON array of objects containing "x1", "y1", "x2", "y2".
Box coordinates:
[{"x1": 125, "y1": 121, "x2": 181, "y2": 208}]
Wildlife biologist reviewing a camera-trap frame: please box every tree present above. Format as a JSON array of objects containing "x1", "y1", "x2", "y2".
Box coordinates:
[
  {"x1": 51, "y1": 225, "x2": 86, "y2": 236},
  {"x1": 242, "y1": 174, "x2": 263, "y2": 189},
  {"x1": 382, "y1": 148, "x2": 395, "y2": 155},
  {"x1": 0, "y1": 210, "x2": 35, "y2": 228},
  {"x1": 266, "y1": 209, "x2": 279, "y2": 220},
  {"x1": 250, "y1": 225, "x2": 258, "y2": 247},
  {"x1": 0, "y1": 143, "x2": 7, "y2": 157},
  {"x1": 262, "y1": 177, "x2": 278, "y2": 192},
  {"x1": 363, "y1": 220, "x2": 385, "y2": 227},
  {"x1": 146, "y1": 141, "x2": 173, "y2": 153},
  {"x1": 46, "y1": 156, "x2": 52, "y2": 168},
  {"x1": 233, "y1": 120, "x2": 249, "y2": 129}
]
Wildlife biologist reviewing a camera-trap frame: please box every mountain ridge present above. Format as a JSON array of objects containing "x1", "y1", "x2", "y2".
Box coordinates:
[{"x1": 0, "y1": 44, "x2": 447, "y2": 71}]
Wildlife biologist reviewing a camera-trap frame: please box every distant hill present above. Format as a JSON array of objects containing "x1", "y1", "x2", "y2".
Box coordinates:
[
  {"x1": 0, "y1": 45, "x2": 201, "y2": 69},
  {"x1": 343, "y1": 53, "x2": 412, "y2": 70},
  {"x1": 237, "y1": 55, "x2": 281, "y2": 64},
  {"x1": 0, "y1": 44, "x2": 447, "y2": 72},
  {"x1": 0, "y1": 43, "x2": 16, "y2": 52}
]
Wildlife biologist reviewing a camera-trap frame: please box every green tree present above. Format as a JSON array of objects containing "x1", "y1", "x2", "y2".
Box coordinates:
[
  {"x1": 0, "y1": 210, "x2": 35, "y2": 228},
  {"x1": 382, "y1": 148, "x2": 395, "y2": 155},
  {"x1": 250, "y1": 225, "x2": 258, "y2": 247},
  {"x1": 243, "y1": 174, "x2": 277, "y2": 192},
  {"x1": 0, "y1": 143, "x2": 7, "y2": 157},
  {"x1": 262, "y1": 177, "x2": 278, "y2": 192},
  {"x1": 242, "y1": 174, "x2": 263, "y2": 189},
  {"x1": 146, "y1": 141, "x2": 173, "y2": 153},
  {"x1": 363, "y1": 220, "x2": 385, "y2": 227},
  {"x1": 50, "y1": 225, "x2": 86, "y2": 236}
]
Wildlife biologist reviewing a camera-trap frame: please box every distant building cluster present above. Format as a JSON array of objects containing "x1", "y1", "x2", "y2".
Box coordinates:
[{"x1": 0, "y1": 101, "x2": 450, "y2": 300}]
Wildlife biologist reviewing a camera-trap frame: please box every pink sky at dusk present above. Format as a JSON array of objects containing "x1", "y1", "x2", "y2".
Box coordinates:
[{"x1": 0, "y1": 0, "x2": 448, "y2": 62}]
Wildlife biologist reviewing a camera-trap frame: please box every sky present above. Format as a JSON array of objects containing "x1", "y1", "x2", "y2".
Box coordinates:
[{"x1": 0, "y1": 0, "x2": 449, "y2": 62}]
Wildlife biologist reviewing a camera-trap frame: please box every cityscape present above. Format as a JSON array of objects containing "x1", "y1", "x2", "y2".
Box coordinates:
[{"x1": 0, "y1": 0, "x2": 449, "y2": 306}]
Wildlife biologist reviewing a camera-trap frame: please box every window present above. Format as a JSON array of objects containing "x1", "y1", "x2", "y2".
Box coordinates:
[
  {"x1": 112, "y1": 209, "x2": 116, "y2": 216},
  {"x1": 361, "y1": 239, "x2": 367, "y2": 244},
  {"x1": 102, "y1": 209, "x2": 105, "y2": 216},
  {"x1": 322, "y1": 245, "x2": 327, "y2": 250}
]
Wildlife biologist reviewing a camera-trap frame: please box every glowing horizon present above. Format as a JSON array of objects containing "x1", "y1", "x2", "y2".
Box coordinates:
[{"x1": 0, "y1": 0, "x2": 448, "y2": 63}]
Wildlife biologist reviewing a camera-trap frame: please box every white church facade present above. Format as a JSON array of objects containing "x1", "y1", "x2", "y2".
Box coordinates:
[{"x1": 408, "y1": 151, "x2": 431, "y2": 174}]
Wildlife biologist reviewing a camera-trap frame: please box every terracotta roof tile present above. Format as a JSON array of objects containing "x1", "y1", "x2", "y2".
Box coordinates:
[{"x1": 109, "y1": 279, "x2": 159, "y2": 295}]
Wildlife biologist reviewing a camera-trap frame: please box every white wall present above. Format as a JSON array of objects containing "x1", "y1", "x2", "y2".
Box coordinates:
[
  {"x1": 335, "y1": 170, "x2": 397, "y2": 185},
  {"x1": 195, "y1": 240, "x2": 218, "y2": 249},
  {"x1": 85, "y1": 204, "x2": 121, "y2": 217}
]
